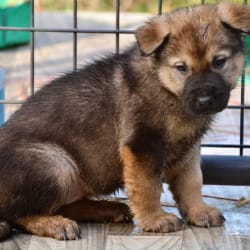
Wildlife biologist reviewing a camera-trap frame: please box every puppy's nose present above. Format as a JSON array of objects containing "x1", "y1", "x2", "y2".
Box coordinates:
[{"x1": 198, "y1": 96, "x2": 214, "y2": 106}]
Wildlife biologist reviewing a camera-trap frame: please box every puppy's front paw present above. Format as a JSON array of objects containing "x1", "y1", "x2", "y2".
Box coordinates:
[
  {"x1": 140, "y1": 213, "x2": 184, "y2": 233},
  {"x1": 183, "y1": 205, "x2": 225, "y2": 227}
]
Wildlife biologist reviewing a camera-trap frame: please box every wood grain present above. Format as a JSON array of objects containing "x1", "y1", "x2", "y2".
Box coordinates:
[
  {"x1": 182, "y1": 227, "x2": 245, "y2": 250},
  {"x1": 105, "y1": 236, "x2": 183, "y2": 250}
]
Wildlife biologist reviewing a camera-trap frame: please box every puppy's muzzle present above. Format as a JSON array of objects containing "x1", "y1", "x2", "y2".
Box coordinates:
[{"x1": 182, "y1": 72, "x2": 230, "y2": 116}]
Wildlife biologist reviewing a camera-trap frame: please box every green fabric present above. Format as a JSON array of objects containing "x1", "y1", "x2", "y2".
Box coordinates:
[
  {"x1": 0, "y1": 0, "x2": 29, "y2": 8},
  {"x1": 246, "y1": 36, "x2": 250, "y2": 55},
  {"x1": 0, "y1": 2, "x2": 30, "y2": 48}
]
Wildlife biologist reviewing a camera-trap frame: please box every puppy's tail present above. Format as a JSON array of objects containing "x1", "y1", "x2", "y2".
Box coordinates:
[{"x1": 0, "y1": 220, "x2": 12, "y2": 241}]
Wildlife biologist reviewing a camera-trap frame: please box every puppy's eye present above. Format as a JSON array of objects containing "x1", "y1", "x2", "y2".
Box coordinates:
[
  {"x1": 213, "y1": 57, "x2": 227, "y2": 69},
  {"x1": 175, "y1": 64, "x2": 187, "y2": 73}
]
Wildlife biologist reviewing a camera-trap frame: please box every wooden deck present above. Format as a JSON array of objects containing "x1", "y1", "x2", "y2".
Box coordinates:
[{"x1": 0, "y1": 185, "x2": 249, "y2": 250}]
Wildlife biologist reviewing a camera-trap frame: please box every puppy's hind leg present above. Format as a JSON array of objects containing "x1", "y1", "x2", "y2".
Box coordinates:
[
  {"x1": 57, "y1": 199, "x2": 133, "y2": 224},
  {"x1": 0, "y1": 142, "x2": 83, "y2": 240},
  {"x1": 15, "y1": 199, "x2": 132, "y2": 240}
]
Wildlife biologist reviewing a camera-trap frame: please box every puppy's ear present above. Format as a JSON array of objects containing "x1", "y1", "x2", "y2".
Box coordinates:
[
  {"x1": 135, "y1": 17, "x2": 170, "y2": 56},
  {"x1": 218, "y1": 3, "x2": 250, "y2": 34}
]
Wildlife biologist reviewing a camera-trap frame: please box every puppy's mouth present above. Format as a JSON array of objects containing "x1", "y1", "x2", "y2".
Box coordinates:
[{"x1": 182, "y1": 73, "x2": 230, "y2": 116}]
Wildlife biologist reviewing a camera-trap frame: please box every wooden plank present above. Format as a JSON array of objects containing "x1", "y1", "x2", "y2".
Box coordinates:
[
  {"x1": 0, "y1": 239, "x2": 20, "y2": 250},
  {"x1": 241, "y1": 237, "x2": 250, "y2": 250},
  {"x1": 0, "y1": 223, "x2": 109, "y2": 250},
  {"x1": 182, "y1": 227, "x2": 247, "y2": 250},
  {"x1": 107, "y1": 223, "x2": 135, "y2": 236},
  {"x1": 77, "y1": 223, "x2": 109, "y2": 250},
  {"x1": 105, "y1": 236, "x2": 182, "y2": 250},
  {"x1": 12, "y1": 233, "x2": 32, "y2": 250},
  {"x1": 31, "y1": 223, "x2": 109, "y2": 250},
  {"x1": 0, "y1": 185, "x2": 249, "y2": 249},
  {"x1": 0, "y1": 232, "x2": 32, "y2": 250}
]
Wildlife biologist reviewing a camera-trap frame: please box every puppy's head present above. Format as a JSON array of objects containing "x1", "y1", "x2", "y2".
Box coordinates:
[{"x1": 136, "y1": 3, "x2": 249, "y2": 116}]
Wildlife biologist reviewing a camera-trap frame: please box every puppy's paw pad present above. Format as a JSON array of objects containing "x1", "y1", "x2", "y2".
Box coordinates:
[
  {"x1": 184, "y1": 206, "x2": 225, "y2": 227},
  {"x1": 141, "y1": 213, "x2": 184, "y2": 233}
]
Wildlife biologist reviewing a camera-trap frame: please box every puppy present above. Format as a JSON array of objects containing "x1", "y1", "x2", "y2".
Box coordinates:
[{"x1": 0, "y1": 3, "x2": 248, "y2": 240}]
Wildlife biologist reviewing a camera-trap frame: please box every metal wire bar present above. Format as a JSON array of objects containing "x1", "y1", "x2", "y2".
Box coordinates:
[
  {"x1": 158, "y1": 0, "x2": 163, "y2": 15},
  {"x1": 73, "y1": 0, "x2": 78, "y2": 70},
  {"x1": 115, "y1": 0, "x2": 120, "y2": 54},
  {"x1": 227, "y1": 105, "x2": 250, "y2": 109},
  {"x1": 240, "y1": 59, "x2": 246, "y2": 155},
  {"x1": 30, "y1": 0, "x2": 35, "y2": 96},
  {"x1": 0, "y1": 26, "x2": 135, "y2": 34},
  {"x1": 239, "y1": 0, "x2": 248, "y2": 155},
  {"x1": 201, "y1": 144, "x2": 250, "y2": 148},
  {"x1": 0, "y1": 100, "x2": 24, "y2": 105},
  {"x1": 241, "y1": 0, "x2": 249, "y2": 156}
]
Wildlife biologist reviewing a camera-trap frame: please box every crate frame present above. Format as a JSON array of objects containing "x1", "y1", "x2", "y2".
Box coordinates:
[{"x1": 0, "y1": 0, "x2": 249, "y2": 185}]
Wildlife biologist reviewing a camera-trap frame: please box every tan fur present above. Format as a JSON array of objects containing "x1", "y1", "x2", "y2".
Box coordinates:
[
  {"x1": 164, "y1": 144, "x2": 224, "y2": 227},
  {"x1": 121, "y1": 3, "x2": 248, "y2": 233},
  {"x1": 224, "y1": 52, "x2": 245, "y2": 89},
  {"x1": 167, "y1": 114, "x2": 203, "y2": 142},
  {"x1": 154, "y1": 5, "x2": 245, "y2": 97},
  {"x1": 136, "y1": 16, "x2": 169, "y2": 56},
  {"x1": 166, "y1": 143, "x2": 224, "y2": 226},
  {"x1": 15, "y1": 216, "x2": 80, "y2": 240},
  {"x1": 218, "y1": 3, "x2": 250, "y2": 33},
  {"x1": 121, "y1": 146, "x2": 183, "y2": 232}
]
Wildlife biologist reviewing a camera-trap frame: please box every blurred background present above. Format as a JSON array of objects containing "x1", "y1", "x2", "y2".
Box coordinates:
[
  {"x1": 37, "y1": 0, "x2": 243, "y2": 12},
  {"x1": 0, "y1": 0, "x2": 249, "y2": 155}
]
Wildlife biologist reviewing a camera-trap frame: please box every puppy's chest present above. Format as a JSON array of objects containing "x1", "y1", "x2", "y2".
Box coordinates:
[
  {"x1": 166, "y1": 115, "x2": 205, "y2": 141},
  {"x1": 162, "y1": 116, "x2": 208, "y2": 166}
]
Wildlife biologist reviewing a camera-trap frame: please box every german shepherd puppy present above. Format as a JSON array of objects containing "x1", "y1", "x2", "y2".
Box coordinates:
[{"x1": 0, "y1": 3, "x2": 249, "y2": 240}]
